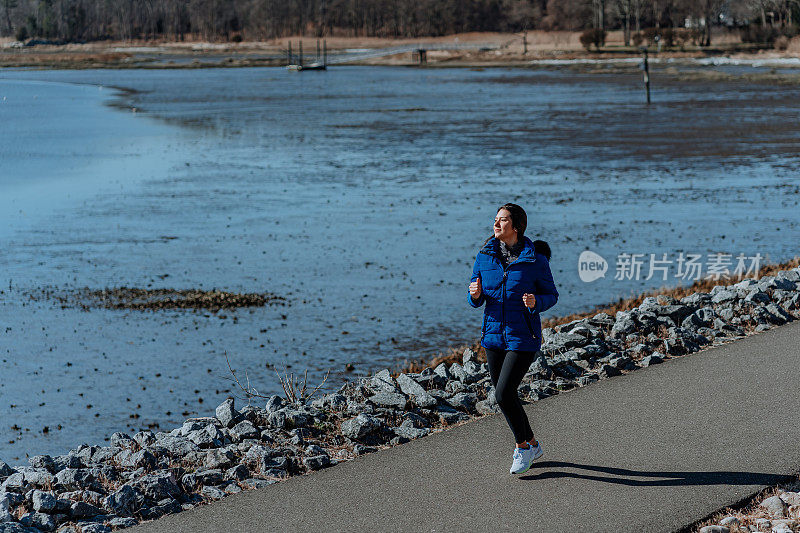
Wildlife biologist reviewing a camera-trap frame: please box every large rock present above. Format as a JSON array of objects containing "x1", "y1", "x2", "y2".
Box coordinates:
[
  {"x1": 116, "y1": 449, "x2": 156, "y2": 470},
  {"x1": 104, "y1": 485, "x2": 145, "y2": 517},
  {"x1": 31, "y1": 490, "x2": 57, "y2": 513},
  {"x1": 215, "y1": 399, "x2": 241, "y2": 428},
  {"x1": 698, "y1": 526, "x2": 728, "y2": 533},
  {"x1": 0, "y1": 462, "x2": 13, "y2": 479},
  {"x1": 609, "y1": 312, "x2": 637, "y2": 338},
  {"x1": 278, "y1": 405, "x2": 314, "y2": 428},
  {"x1": 395, "y1": 373, "x2": 437, "y2": 408},
  {"x1": 53, "y1": 469, "x2": 94, "y2": 491},
  {"x1": 547, "y1": 330, "x2": 592, "y2": 350},
  {"x1": 391, "y1": 423, "x2": 430, "y2": 440},
  {"x1": 366, "y1": 392, "x2": 407, "y2": 410},
  {"x1": 433, "y1": 363, "x2": 451, "y2": 381},
  {"x1": 264, "y1": 395, "x2": 285, "y2": 413},
  {"x1": 69, "y1": 501, "x2": 102, "y2": 518},
  {"x1": 340, "y1": 414, "x2": 383, "y2": 440},
  {"x1": 131, "y1": 471, "x2": 181, "y2": 501},
  {"x1": 446, "y1": 392, "x2": 477, "y2": 412},
  {"x1": 310, "y1": 393, "x2": 347, "y2": 411},
  {"x1": 181, "y1": 469, "x2": 224, "y2": 489},
  {"x1": 204, "y1": 448, "x2": 236, "y2": 470},
  {"x1": 711, "y1": 289, "x2": 738, "y2": 304},
  {"x1": 187, "y1": 425, "x2": 224, "y2": 448},
  {"x1": 366, "y1": 369, "x2": 399, "y2": 394},
  {"x1": 462, "y1": 348, "x2": 477, "y2": 365},
  {"x1": 229, "y1": 421, "x2": 260, "y2": 442},
  {"x1": 448, "y1": 363, "x2": 467, "y2": 383},
  {"x1": 154, "y1": 435, "x2": 201, "y2": 456},
  {"x1": 302, "y1": 455, "x2": 332, "y2": 471},
  {"x1": 28, "y1": 456, "x2": 55, "y2": 474},
  {"x1": 760, "y1": 495, "x2": 788, "y2": 518}
]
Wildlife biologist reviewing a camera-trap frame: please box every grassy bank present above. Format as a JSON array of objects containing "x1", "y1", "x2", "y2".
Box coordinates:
[{"x1": 0, "y1": 30, "x2": 781, "y2": 70}]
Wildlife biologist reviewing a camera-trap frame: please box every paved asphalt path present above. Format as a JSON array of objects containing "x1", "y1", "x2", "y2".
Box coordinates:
[{"x1": 135, "y1": 321, "x2": 800, "y2": 533}]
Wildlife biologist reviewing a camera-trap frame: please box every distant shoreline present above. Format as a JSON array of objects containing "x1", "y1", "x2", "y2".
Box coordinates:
[{"x1": 0, "y1": 30, "x2": 793, "y2": 70}]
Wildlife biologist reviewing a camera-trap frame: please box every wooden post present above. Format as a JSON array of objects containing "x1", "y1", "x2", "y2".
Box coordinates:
[
  {"x1": 316, "y1": 39, "x2": 320, "y2": 62},
  {"x1": 523, "y1": 31, "x2": 528, "y2": 55},
  {"x1": 642, "y1": 47, "x2": 651, "y2": 104},
  {"x1": 417, "y1": 49, "x2": 427, "y2": 65},
  {"x1": 288, "y1": 41, "x2": 292, "y2": 65},
  {"x1": 299, "y1": 41, "x2": 303, "y2": 67},
  {"x1": 323, "y1": 40, "x2": 327, "y2": 67}
]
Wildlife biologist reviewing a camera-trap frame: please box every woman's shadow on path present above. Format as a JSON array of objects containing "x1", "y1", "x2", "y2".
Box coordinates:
[{"x1": 520, "y1": 461, "x2": 793, "y2": 487}]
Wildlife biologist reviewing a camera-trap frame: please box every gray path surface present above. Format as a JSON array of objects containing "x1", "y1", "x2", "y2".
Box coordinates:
[{"x1": 135, "y1": 321, "x2": 800, "y2": 533}]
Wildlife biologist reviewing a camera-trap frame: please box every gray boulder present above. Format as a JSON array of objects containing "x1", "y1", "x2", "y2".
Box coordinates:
[
  {"x1": 698, "y1": 526, "x2": 728, "y2": 533},
  {"x1": 446, "y1": 392, "x2": 477, "y2": 412},
  {"x1": 154, "y1": 435, "x2": 200, "y2": 456},
  {"x1": 187, "y1": 425, "x2": 223, "y2": 448},
  {"x1": 131, "y1": 471, "x2": 181, "y2": 501},
  {"x1": 367, "y1": 369, "x2": 399, "y2": 394},
  {"x1": 107, "y1": 517, "x2": 138, "y2": 529},
  {"x1": 133, "y1": 431, "x2": 156, "y2": 448},
  {"x1": 609, "y1": 312, "x2": 637, "y2": 338},
  {"x1": 182, "y1": 469, "x2": 224, "y2": 489},
  {"x1": 264, "y1": 395, "x2": 285, "y2": 413},
  {"x1": 640, "y1": 353, "x2": 664, "y2": 367},
  {"x1": 28, "y1": 456, "x2": 55, "y2": 474},
  {"x1": 53, "y1": 469, "x2": 94, "y2": 491},
  {"x1": 396, "y1": 373, "x2": 437, "y2": 408},
  {"x1": 462, "y1": 348, "x2": 477, "y2": 364},
  {"x1": 69, "y1": 501, "x2": 101, "y2": 518},
  {"x1": 433, "y1": 363, "x2": 451, "y2": 381},
  {"x1": 475, "y1": 398, "x2": 501, "y2": 414},
  {"x1": 711, "y1": 289, "x2": 738, "y2": 304},
  {"x1": 341, "y1": 414, "x2": 383, "y2": 440},
  {"x1": 449, "y1": 363, "x2": 467, "y2": 383},
  {"x1": 302, "y1": 455, "x2": 331, "y2": 470},
  {"x1": 215, "y1": 399, "x2": 241, "y2": 428},
  {"x1": 0, "y1": 462, "x2": 13, "y2": 479},
  {"x1": 204, "y1": 448, "x2": 236, "y2": 470},
  {"x1": 366, "y1": 392, "x2": 407, "y2": 410},
  {"x1": 760, "y1": 495, "x2": 788, "y2": 518},
  {"x1": 31, "y1": 490, "x2": 57, "y2": 513},
  {"x1": 229, "y1": 421, "x2": 260, "y2": 442},
  {"x1": 391, "y1": 423, "x2": 430, "y2": 440},
  {"x1": 104, "y1": 485, "x2": 145, "y2": 517}
]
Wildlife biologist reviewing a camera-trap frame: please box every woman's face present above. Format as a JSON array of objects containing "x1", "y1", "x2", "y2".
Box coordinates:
[{"x1": 494, "y1": 208, "x2": 516, "y2": 242}]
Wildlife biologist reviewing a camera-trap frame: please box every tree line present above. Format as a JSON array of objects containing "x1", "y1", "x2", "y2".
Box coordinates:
[{"x1": 1, "y1": 0, "x2": 798, "y2": 44}]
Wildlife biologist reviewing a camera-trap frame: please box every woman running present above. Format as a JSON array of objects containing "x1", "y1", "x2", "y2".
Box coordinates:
[{"x1": 468, "y1": 203, "x2": 559, "y2": 474}]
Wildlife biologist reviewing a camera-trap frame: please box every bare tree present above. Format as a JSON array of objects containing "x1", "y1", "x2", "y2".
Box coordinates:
[{"x1": 1, "y1": 0, "x2": 16, "y2": 35}]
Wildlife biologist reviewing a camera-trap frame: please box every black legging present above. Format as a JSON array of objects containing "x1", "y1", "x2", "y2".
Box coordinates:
[{"x1": 485, "y1": 348, "x2": 538, "y2": 444}]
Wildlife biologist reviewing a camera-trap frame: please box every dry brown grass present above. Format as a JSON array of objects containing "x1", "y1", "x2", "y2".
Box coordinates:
[
  {"x1": 391, "y1": 256, "x2": 800, "y2": 378},
  {"x1": 690, "y1": 477, "x2": 800, "y2": 532}
]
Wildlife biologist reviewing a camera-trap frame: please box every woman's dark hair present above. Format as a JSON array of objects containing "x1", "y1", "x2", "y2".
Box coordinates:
[{"x1": 497, "y1": 203, "x2": 527, "y2": 239}]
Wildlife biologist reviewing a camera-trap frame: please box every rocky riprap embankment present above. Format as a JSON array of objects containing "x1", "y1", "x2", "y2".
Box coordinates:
[
  {"x1": 697, "y1": 481, "x2": 800, "y2": 533},
  {"x1": 2, "y1": 268, "x2": 800, "y2": 532}
]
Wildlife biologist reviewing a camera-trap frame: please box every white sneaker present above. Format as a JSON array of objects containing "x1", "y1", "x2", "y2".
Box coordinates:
[{"x1": 509, "y1": 442, "x2": 544, "y2": 475}]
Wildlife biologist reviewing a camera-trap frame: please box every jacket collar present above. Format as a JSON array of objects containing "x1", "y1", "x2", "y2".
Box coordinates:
[{"x1": 480, "y1": 236, "x2": 537, "y2": 264}]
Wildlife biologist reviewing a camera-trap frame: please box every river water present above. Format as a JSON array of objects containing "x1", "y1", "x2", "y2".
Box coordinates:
[{"x1": 1, "y1": 64, "x2": 799, "y2": 461}]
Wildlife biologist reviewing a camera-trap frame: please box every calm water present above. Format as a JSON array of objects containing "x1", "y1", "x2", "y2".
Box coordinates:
[{"x1": 1, "y1": 65, "x2": 799, "y2": 461}]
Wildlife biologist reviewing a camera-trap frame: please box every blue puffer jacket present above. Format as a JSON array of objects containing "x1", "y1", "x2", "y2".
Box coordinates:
[{"x1": 468, "y1": 236, "x2": 559, "y2": 352}]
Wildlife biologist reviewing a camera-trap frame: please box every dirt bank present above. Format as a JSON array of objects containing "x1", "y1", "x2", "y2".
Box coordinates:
[{"x1": 0, "y1": 30, "x2": 779, "y2": 69}]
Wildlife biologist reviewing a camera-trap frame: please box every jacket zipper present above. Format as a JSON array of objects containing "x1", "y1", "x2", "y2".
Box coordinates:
[{"x1": 480, "y1": 245, "x2": 539, "y2": 344}]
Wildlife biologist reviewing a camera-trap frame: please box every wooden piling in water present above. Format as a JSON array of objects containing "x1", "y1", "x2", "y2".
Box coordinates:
[{"x1": 641, "y1": 47, "x2": 651, "y2": 104}]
